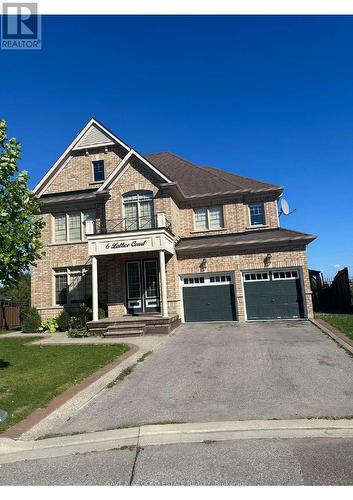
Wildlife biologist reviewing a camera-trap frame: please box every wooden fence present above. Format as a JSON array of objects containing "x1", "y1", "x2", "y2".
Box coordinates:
[
  {"x1": 0, "y1": 300, "x2": 21, "y2": 329},
  {"x1": 310, "y1": 267, "x2": 353, "y2": 312}
]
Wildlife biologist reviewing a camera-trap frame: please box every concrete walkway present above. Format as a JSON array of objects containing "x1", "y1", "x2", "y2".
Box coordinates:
[{"x1": 0, "y1": 330, "x2": 167, "y2": 345}]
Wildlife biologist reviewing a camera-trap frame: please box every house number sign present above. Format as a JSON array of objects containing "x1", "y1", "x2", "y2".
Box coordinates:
[{"x1": 105, "y1": 240, "x2": 147, "y2": 250}]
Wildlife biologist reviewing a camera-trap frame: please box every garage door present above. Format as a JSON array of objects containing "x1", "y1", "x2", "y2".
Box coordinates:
[
  {"x1": 182, "y1": 274, "x2": 237, "y2": 322},
  {"x1": 243, "y1": 269, "x2": 305, "y2": 320}
]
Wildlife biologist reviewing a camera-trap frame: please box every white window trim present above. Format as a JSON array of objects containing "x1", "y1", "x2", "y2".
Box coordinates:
[
  {"x1": 243, "y1": 272, "x2": 270, "y2": 282},
  {"x1": 193, "y1": 206, "x2": 224, "y2": 231},
  {"x1": 181, "y1": 273, "x2": 233, "y2": 286},
  {"x1": 123, "y1": 191, "x2": 154, "y2": 227},
  {"x1": 53, "y1": 267, "x2": 92, "y2": 306},
  {"x1": 272, "y1": 270, "x2": 299, "y2": 280},
  {"x1": 92, "y1": 159, "x2": 105, "y2": 183},
  {"x1": 53, "y1": 210, "x2": 96, "y2": 244},
  {"x1": 248, "y1": 202, "x2": 266, "y2": 227}
]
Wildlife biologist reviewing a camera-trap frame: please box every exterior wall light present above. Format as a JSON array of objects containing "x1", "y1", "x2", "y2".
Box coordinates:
[
  {"x1": 200, "y1": 258, "x2": 208, "y2": 273},
  {"x1": 264, "y1": 253, "x2": 272, "y2": 267}
]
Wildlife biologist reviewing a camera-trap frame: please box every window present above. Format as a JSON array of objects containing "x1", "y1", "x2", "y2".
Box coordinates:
[
  {"x1": 272, "y1": 270, "x2": 299, "y2": 280},
  {"x1": 54, "y1": 267, "x2": 92, "y2": 306},
  {"x1": 92, "y1": 160, "x2": 105, "y2": 182},
  {"x1": 68, "y1": 212, "x2": 81, "y2": 241},
  {"x1": 243, "y1": 272, "x2": 269, "y2": 282},
  {"x1": 194, "y1": 207, "x2": 224, "y2": 231},
  {"x1": 183, "y1": 275, "x2": 232, "y2": 286},
  {"x1": 54, "y1": 210, "x2": 96, "y2": 243},
  {"x1": 249, "y1": 203, "x2": 265, "y2": 226},
  {"x1": 123, "y1": 191, "x2": 154, "y2": 230},
  {"x1": 54, "y1": 214, "x2": 66, "y2": 242}
]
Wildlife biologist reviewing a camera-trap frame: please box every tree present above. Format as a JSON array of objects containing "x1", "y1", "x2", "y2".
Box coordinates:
[{"x1": 0, "y1": 119, "x2": 44, "y2": 290}]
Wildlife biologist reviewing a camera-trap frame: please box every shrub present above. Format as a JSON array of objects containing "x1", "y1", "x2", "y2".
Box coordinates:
[
  {"x1": 98, "y1": 307, "x2": 106, "y2": 319},
  {"x1": 67, "y1": 327, "x2": 92, "y2": 338},
  {"x1": 38, "y1": 317, "x2": 58, "y2": 333},
  {"x1": 57, "y1": 310, "x2": 70, "y2": 332},
  {"x1": 22, "y1": 307, "x2": 41, "y2": 333}
]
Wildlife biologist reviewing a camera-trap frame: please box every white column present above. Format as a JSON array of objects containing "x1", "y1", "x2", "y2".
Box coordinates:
[
  {"x1": 92, "y1": 256, "x2": 98, "y2": 321},
  {"x1": 159, "y1": 250, "x2": 168, "y2": 318}
]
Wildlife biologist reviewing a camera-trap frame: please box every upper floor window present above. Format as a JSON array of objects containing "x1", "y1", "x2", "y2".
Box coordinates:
[
  {"x1": 194, "y1": 206, "x2": 224, "y2": 231},
  {"x1": 54, "y1": 210, "x2": 96, "y2": 243},
  {"x1": 123, "y1": 191, "x2": 154, "y2": 230},
  {"x1": 92, "y1": 160, "x2": 105, "y2": 182},
  {"x1": 249, "y1": 203, "x2": 265, "y2": 226}
]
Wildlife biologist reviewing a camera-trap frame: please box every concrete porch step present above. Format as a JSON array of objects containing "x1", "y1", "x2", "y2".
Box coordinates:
[{"x1": 104, "y1": 325, "x2": 146, "y2": 337}]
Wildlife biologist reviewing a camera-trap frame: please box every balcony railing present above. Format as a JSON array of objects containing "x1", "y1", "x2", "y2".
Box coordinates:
[{"x1": 85, "y1": 213, "x2": 172, "y2": 236}]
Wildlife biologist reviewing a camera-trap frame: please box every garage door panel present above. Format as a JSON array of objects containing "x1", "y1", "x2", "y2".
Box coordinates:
[
  {"x1": 183, "y1": 284, "x2": 236, "y2": 322},
  {"x1": 244, "y1": 272, "x2": 304, "y2": 320}
]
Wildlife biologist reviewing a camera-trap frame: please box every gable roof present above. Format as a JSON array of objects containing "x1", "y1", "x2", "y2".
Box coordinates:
[
  {"x1": 145, "y1": 152, "x2": 282, "y2": 199},
  {"x1": 33, "y1": 118, "x2": 131, "y2": 196},
  {"x1": 97, "y1": 149, "x2": 172, "y2": 192},
  {"x1": 74, "y1": 123, "x2": 115, "y2": 149},
  {"x1": 34, "y1": 119, "x2": 283, "y2": 200}
]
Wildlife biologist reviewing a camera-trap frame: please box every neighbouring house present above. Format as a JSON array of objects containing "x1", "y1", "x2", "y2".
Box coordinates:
[{"x1": 31, "y1": 118, "x2": 317, "y2": 335}]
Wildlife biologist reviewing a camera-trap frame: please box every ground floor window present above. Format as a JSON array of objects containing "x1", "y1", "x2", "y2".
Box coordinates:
[{"x1": 54, "y1": 267, "x2": 92, "y2": 306}]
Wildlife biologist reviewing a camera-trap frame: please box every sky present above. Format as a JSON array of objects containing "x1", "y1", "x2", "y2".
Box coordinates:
[{"x1": 1, "y1": 15, "x2": 352, "y2": 276}]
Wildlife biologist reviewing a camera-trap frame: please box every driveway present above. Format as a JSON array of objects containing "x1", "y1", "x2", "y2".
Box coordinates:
[{"x1": 56, "y1": 321, "x2": 353, "y2": 434}]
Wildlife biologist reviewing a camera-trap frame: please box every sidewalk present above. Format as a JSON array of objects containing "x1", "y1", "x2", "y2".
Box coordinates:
[{"x1": 2, "y1": 418, "x2": 353, "y2": 465}]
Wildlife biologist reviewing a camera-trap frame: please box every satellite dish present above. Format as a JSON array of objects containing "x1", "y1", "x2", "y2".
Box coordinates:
[{"x1": 280, "y1": 198, "x2": 290, "y2": 215}]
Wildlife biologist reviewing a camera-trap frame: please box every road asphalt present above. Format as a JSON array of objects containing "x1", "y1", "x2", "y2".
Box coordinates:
[{"x1": 2, "y1": 437, "x2": 353, "y2": 485}]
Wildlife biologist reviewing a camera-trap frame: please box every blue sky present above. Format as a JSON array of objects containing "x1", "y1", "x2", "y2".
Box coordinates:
[{"x1": 1, "y1": 15, "x2": 352, "y2": 276}]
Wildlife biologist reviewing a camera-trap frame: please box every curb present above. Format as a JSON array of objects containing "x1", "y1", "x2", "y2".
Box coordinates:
[
  {"x1": 2, "y1": 418, "x2": 353, "y2": 465},
  {"x1": 309, "y1": 318, "x2": 353, "y2": 356}
]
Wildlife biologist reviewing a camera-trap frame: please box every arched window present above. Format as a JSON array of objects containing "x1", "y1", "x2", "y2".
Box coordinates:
[{"x1": 123, "y1": 191, "x2": 154, "y2": 230}]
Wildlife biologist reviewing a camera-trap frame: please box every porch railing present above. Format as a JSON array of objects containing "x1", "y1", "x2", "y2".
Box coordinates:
[{"x1": 86, "y1": 213, "x2": 172, "y2": 235}]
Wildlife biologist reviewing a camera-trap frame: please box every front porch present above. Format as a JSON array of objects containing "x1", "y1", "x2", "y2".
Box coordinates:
[
  {"x1": 88, "y1": 314, "x2": 181, "y2": 337},
  {"x1": 86, "y1": 216, "x2": 178, "y2": 330}
]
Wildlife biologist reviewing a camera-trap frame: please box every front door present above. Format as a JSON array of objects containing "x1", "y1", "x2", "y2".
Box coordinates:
[{"x1": 126, "y1": 259, "x2": 160, "y2": 314}]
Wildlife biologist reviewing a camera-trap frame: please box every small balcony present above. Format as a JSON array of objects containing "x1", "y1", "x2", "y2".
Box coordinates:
[{"x1": 85, "y1": 213, "x2": 172, "y2": 236}]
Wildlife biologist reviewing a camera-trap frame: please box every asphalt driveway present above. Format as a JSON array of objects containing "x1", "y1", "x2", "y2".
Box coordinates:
[{"x1": 57, "y1": 321, "x2": 353, "y2": 434}]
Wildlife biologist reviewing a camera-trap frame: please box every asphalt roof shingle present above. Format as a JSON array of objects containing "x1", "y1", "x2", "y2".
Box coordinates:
[
  {"x1": 145, "y1": 151, "x2": 282, "y2": 198},
  {"x1": 176, "y1": 227, "x2": 317, "y2": 253}
]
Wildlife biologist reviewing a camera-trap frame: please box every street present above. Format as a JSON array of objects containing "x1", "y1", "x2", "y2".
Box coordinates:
[{"x1": 2, "y1": 437, "x2": 353, "y2": 485}]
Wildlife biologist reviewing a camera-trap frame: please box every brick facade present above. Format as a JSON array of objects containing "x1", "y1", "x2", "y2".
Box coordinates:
[{"x1": 32, "y1": 121, "x2": 314, "y2": 323}]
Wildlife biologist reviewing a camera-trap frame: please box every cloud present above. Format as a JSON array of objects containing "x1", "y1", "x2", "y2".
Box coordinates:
[{"x1": 334, "y1": 264, "x2": 342, "y2": 269}]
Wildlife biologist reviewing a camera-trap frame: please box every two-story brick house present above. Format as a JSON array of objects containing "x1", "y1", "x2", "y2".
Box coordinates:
[{"x1": 32, "y1": 118, "x2": 316, "y2": 334}]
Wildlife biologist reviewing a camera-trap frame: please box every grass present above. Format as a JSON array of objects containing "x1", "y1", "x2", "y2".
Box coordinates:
[
  {"x1": 0, "y1": 327, "x2": 21, "y2": 335},
  {"x1": 0, "y1": 337, "x2": 129, "y2": 432},
  {"x1": 315, "y1": 312, "x2": 353, "y2": 341}
]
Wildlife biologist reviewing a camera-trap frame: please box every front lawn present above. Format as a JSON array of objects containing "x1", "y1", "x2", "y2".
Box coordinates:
[
  {"x1": 0, "y1": 338, "x2": 129, "y2": 432},
  {"x1": 0, "y1": 327, "x2": 21, "y2": 335},
  {"x1": 315, "y1": 312, "x2": 353, "y2": 341}
]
